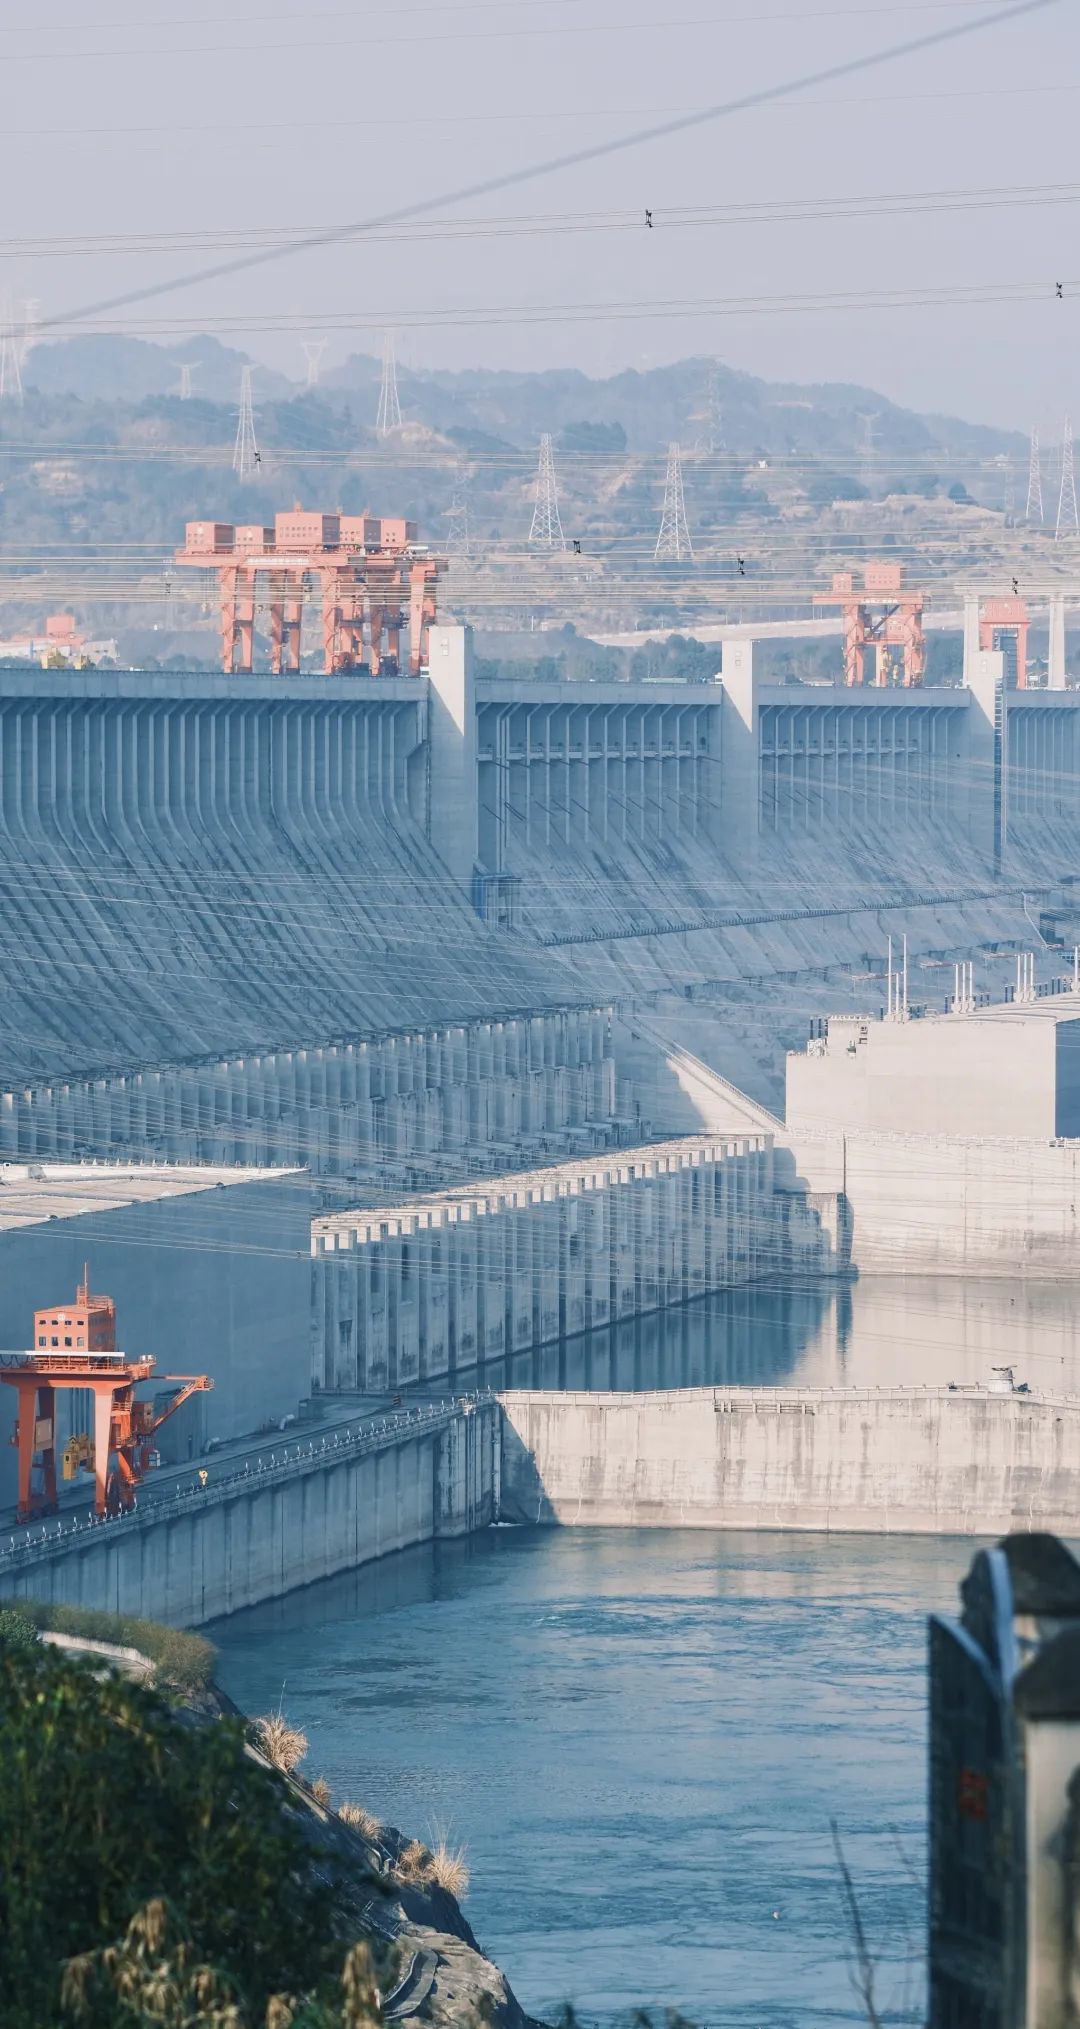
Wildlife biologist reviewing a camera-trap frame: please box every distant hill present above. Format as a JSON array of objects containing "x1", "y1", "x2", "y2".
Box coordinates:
[
  {"x1": 26, "y1": 334, "x2": 295, "y2": 405},
  {"x1": 0, "y1": 336, "x2": 1035, "y2": 657},
  {"x1": 329, "y1": 350, "x2": 1028, "y2": 462}
]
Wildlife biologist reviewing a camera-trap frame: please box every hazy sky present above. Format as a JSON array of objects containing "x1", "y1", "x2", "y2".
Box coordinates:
[{"x1": 6, "y1": 0, "x2": 1080, "y2": 428}]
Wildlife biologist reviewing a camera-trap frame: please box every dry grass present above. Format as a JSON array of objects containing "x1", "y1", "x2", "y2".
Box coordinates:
[
  {"x1": 253, "y1": 1712, "x2": 309, "y2": 1773},
  {"x1": 394, "y1": 1838, "x2": 432, "y2": 1884},
  {"x1": 428, "y1": 1836, "x2": 470, "y2": 1899},
  {"x1": 338, "y1": 1802, "x2": 382, "y2": 1839},
  {"x1": 311, "y1": 1777, "x2": 331, "y2": 1808},
  {"x1": 393, "y1": 1834, "x2": 470, "y2": 1899}
]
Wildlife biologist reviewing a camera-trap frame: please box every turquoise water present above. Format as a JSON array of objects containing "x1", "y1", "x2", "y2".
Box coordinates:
[{"x1": 213, "y1": 1525, "x2": 965, "y2": 2027}]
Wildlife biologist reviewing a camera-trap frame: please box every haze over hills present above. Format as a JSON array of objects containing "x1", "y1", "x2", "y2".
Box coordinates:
[
  {"x1": 0, "y1": 332, "x2": 1040, "y2": 660},
  {"x1": 25, "y1": 334, "x2": 1027, "y2": 464}
]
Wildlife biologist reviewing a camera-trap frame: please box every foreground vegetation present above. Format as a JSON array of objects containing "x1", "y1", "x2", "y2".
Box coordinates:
[
  {"x1": 0, "y1": 1638, "x2": 394, "y2": 2028},
  {"x1": 0, "y1": 1594, "x2": 215, "y2": 1691}
]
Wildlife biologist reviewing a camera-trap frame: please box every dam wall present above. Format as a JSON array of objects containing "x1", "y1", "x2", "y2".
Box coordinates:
[
  {"x1": 786, "y1": 1123, "x2": 1080, "y2": 1276},
  {"x1": 497, "y1": 1385, "x2": 1080, "y2": 1536},
  {"x1": 311, "y1": 1132, "x2": 839, "y2": 1393},
  {"x1": 0, "y1": 1400, "x2": 499, "y2": 1626},
  {"x1": 2, "y1": 635, "x2": 1079, "y2": 1160}
]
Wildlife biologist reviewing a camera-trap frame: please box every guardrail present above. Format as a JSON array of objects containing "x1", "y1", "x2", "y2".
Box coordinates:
[{"x1": 0, "y1": 1394, "x2": 496, "y2": 1575}]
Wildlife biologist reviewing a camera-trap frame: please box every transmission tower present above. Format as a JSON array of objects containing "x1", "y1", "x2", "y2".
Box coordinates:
[
  {"x1": 1025, "y1": 425, "x2": 1044, "y2": 526},
  {"x1": 302, "y1": 339, "x2": 327, "y2": 389},
  {"x1": 176, "y1": 362, "x2": 198, "y2": 400},
  {"x1": 703, "y1": 360, "x2": 725, "y2": 452},
  {"x1": 655, "y1": 442, "x2": 694, "y2": 562},
  {"x1": 17, "y1": 298, "x2": 39, "y2": 374},
  {"x1": 375, "y1": 331, "x2": 402, "y2": 435},
  {"x1": 1056, "y1": 414, "x2": 1079, "y2": 540},
  {"x1": 857, "y1": 411, "x2": 879, "y2": 492},
  {"x1": 995, "y1": 453, "x2": 1014, "y2": 524},
  {"x1": 529, "y1": 433, "x2": 565, "y2": 549},
  {"x1": 0, "y1": 299, "x2": 23, "y2": 402},
  {"x1": 445, "y1": 488, "x2": 473, "y2": 560},
  {"x1": 233, "y1": 365, "x2": 259, "y2": 481}
]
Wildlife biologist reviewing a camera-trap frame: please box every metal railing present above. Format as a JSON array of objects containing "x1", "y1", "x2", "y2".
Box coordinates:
[{"x1": 0, "y1": 1393, "x2": 496, "y2": 1574}]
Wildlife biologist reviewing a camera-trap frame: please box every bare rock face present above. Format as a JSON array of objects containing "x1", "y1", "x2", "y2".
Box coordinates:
[{"x1": 229, "y1": 1691, "x2": 541, "y2": 2029}]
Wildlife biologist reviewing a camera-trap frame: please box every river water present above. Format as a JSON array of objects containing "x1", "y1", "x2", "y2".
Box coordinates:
[
  {"x1": 215, "y1": 1525, "x2": 967, "y2": 2027},
  {"x1": 214, "y1": 1276, "x2": 1060, "y2": 2025}
]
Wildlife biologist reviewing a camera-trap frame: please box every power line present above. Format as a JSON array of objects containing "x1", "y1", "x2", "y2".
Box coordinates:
[{"x1": 32, "y1": 0, "x2": 1058, "y2": 336}]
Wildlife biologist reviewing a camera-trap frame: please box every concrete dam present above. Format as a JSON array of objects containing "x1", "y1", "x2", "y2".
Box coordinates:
[
  {"x1": 5, "y1": 1383, "x2": 1079, "y2": 1625},
  {"x1": 0, "y1": 629, "x2": 1077, "y2": 1178}
]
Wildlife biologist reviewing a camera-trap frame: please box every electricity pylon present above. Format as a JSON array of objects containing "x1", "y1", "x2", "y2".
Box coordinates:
[
  {"x1": 529, "y1": 434, "x2": 565, "y2": 549},
  {"x1": 375, "y1": 332, "x2": 402, "y2": 435},
  {"x1": 17, "y1": 298, "x2": 38, "y2": 374},
  {"x1": 655, "y1": 442, "x2": 693, "y2": 562},
  {"x1": 693, "y1": 359, "x2": 725, "y2": 453},
  {"x1": 857, "y1": 411, "x2": 879, "y2": 492},
  {"x1": 1026, "y1": 425, "x2": 1044, "y2": 526},
  {"x1": 445, "y1": 489, "x2": 473, "y2": 560},
  {"x1": 233, "y1": 366, "x2": 259, "y2": 481},
  {"x1": 0, "y1": 299, "x2": 23, "y2": 402},
  {"x1": 302, "y1": 339, "x2": 327, "y2": 389},
  {"x1": 1056, "y1": 415, "x2": 1079, "y2": 540}
]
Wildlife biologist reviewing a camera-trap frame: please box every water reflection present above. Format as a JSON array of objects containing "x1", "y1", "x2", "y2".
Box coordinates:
[{"x1": 445, "y1": 1275, "x2": 1080, "y2": 1397}]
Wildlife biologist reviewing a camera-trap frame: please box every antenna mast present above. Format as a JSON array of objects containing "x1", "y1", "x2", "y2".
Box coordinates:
[
  {"x1": 1056, "y1": 414, "x2": 1079, "y2": 540},
  {"x1": 655, "y1": 442, "x2": 694, "y2": 562},
  {"x1": 375, "y1": 331, "x2": 402, "y2": 435},
  {"x1": 233, "y1": 366, "x2": 259, "y2": 481},
  {"x1": 529, "y1": 433, "x2": 565, "y2": 549},
  {"x1": 1025, "y1": 425, "x2": 1043, "y2": 526}
]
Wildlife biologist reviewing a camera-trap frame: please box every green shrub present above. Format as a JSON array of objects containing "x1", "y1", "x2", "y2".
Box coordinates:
[
  {"x1": 0, "y1": 1598, "x2": 214, "y2": 1691},
  {"x1": 0, "y1": 1607, "x2": 39, "y2": 1652}
]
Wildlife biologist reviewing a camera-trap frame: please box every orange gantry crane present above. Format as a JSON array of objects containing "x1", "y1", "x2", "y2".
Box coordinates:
[
  {"x1": 175, "y1": 507, "x2": 445, "y2": 677},
  {"x1": 0, "y1": 1269, "x2": 212, "y2": 1521},
  {"x1": 813, "y1": 562, "x2": 927, "y2": 687}
]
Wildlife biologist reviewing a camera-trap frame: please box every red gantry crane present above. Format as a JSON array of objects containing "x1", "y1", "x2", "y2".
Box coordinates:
[
  {"x1": 0, "y1": 1268, "x2": 212, "y2": 1521},
  {"x1": 814, "y1": 562, "x2": 927, "y2": 687},
  {"x1": 174, "y1": 508, "x2": 445, "y2": 677}
]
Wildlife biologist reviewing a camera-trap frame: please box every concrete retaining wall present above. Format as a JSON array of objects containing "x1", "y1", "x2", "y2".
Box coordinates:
[
  {"x1": 0, "y1": 1402, "x2": 499, "y2": 1626},
  {"x1": 497, "y1": 1386, "x2": 1080, "y2": 1535},
  {"x1": 787, "y1": 1125, "x2": 1080, "y2": 1275}
]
